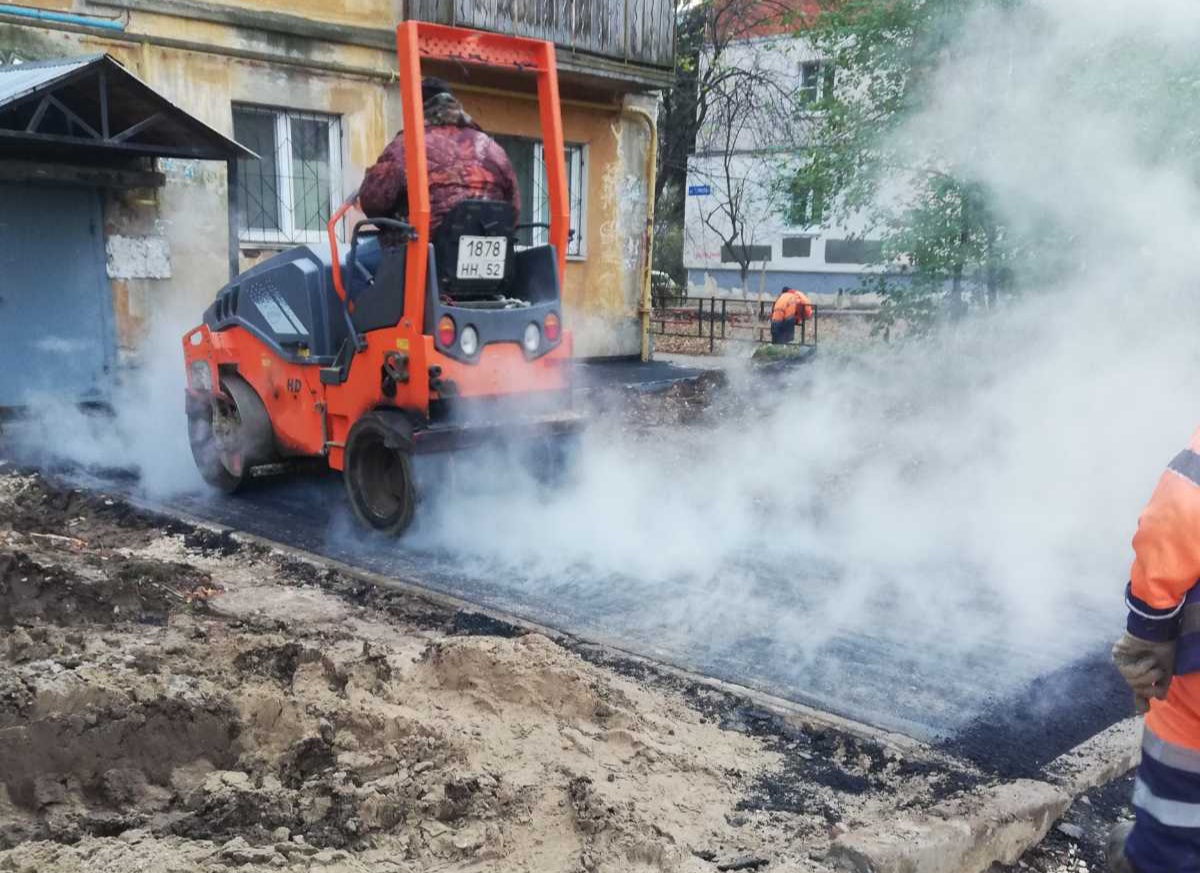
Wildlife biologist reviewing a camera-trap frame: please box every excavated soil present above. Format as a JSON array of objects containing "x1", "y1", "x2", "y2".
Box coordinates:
[{"x1": 0, "y1": 468, "x2": 990, "y2": 872}]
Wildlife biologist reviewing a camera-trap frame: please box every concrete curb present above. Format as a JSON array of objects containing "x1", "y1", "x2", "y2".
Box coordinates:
[
  {"x1": 1043, "y1": 715, "x2": 1141, "y2": 796},
  {"x1": 827, "y1": 716, "x2": 1141, "y2": 873},
  {"x1": 828, "y1": 779, "x2": 1070, "y2": 873}
]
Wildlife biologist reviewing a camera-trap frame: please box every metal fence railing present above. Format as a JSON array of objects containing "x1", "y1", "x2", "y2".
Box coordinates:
[{"x1": 650, "y1": 297, "x2": 819, "y2": 353}]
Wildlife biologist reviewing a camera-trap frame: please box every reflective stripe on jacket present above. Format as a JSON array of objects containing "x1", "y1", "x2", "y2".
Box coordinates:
[{"x1": 1126, "y1": 726, "x2": 1200, "y2": 870}]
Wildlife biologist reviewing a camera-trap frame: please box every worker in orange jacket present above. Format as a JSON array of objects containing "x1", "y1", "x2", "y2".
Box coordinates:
[
  {"x1": 769, "y1": 287, "x2": 814, "y2": 345},
  {"x1": 1110, "y1": 428, "x2": 1200, "y2": 872}
]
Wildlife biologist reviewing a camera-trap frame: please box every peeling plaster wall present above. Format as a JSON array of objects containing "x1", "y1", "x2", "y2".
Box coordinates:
[
  {"x1": 107, "y1": 37, "x2": 397, "y2": 307},
  {"x1": 0, "y1": 20, "x2": 72, "y2": 62},
  {"x1": 106, "y1": 235, "x2": 171, "y2": 280},
  {"x1": 102, "y1": 186, "x2": 166, "y2": 352}
]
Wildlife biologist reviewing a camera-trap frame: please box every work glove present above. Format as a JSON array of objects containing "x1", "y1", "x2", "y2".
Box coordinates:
[{"x1": 1112, "y1": 632, "x2": 1176, "y2": 714}]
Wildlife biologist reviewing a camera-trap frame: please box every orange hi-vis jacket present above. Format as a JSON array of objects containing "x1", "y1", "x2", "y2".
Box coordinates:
[
  {"x1": 771, "y1": 289, "x2": 814, "y2": 324},
  {"x1": 1128, "y1": 427, "x2": 1200, "y2": 751}
]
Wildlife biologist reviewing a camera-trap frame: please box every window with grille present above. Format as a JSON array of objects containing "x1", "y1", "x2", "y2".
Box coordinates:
[
  {"x1": 494, "y1": 135, "x2": 586, "y2": 259},
  {"x1": 232, "y1": 105, "x2": 343, "y2": 245}
]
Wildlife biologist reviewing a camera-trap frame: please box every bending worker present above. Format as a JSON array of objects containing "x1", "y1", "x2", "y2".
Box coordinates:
[
  {"x1": 1111, "y1": 429, "x2": 1200, "y2": 872},
  {"x1": 359, "y1": 77, "x2": 519, "y2": 244},
  {"x1": 769, "y1": 286, "x2": 814, "y2": 345}
]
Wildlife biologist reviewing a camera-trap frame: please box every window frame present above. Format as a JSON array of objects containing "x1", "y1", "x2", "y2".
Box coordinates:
[
  {"x1": 720, "y1": 243, "x2": 772, "y2": 264},
  {"x1": 798, "y1": 60, "x2": 834, "y2": 108},
  {"x1": 825, "y1": 238, "x2": 884, "y2": 265},
  {"x1": 787, "y1": 177, "x2": 827, "y2": 227},
  {"x1": 495, "y1": 134, "x2": 588, "y2": 261},
  {"x1": 781, "y1": 236, "x2": 813, "y2": 259},
  {"x1": 232, "y1": 104, "x2": 344, "y2": 248}
]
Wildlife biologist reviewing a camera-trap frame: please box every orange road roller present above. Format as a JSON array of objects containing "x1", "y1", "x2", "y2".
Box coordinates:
[{"x1": 183, "y1": 22, "x2": 580, "y2": 535}]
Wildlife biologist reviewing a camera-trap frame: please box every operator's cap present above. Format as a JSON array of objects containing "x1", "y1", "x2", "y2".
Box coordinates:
[{"x1": 422, "y1": 76, "x2": 451, "y2": 106}]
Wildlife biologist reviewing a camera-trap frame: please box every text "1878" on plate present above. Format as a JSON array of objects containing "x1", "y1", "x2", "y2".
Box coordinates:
[{"x1": 457, "y1": 235, "x2": 508, "y2": 279}]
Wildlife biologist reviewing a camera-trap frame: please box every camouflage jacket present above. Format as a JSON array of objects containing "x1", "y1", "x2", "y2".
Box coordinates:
[{"x1": 358, "y1": 95, "x2": 520, "y2": 244}]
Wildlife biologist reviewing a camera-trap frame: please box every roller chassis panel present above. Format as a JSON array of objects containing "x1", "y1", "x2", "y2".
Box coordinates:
[{"x1": 184, "y1": 319, "x2": 574, "y2": 471}]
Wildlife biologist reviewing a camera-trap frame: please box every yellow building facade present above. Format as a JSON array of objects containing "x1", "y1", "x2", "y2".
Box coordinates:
[{"x1": 0, "y1": 0, "x2": 672, "y2": 365}]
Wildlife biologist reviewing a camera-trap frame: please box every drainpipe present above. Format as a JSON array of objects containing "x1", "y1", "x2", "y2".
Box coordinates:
[
  {"x1": 0, "y1": 4, "x2": 125, "y2": 30},
  {"x1": 621, "y1": 103, "x2": 658, "y2": 363}
]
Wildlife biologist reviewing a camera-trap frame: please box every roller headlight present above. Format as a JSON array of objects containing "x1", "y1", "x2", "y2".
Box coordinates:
[
  {"x1": 523, "y1": 323, "x2": 541, "y2": 353},
  {"x1": 459, "y1": 325, "x2": 480, "y2": 356}
]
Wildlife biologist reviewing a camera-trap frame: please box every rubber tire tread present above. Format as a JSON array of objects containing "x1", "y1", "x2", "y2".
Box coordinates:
[{"x1": 343, "y1": 412, "x2": 417, "y2": 536}]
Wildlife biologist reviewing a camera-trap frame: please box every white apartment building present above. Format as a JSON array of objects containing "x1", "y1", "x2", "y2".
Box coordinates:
[{"x1": 683, "y1": 29, "x2": 902, "y2": 301}]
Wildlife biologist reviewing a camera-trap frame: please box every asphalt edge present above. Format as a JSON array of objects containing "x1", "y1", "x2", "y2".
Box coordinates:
[
  {"x1": 32, "y1": 469, "x2": 1140, "y2": 872},
  {"x1": 124, "y1": 491, "x2": 936, "y2": 759},
  {"x1": 827, "y1": 716, "x2": 1141, "y2": 873}
]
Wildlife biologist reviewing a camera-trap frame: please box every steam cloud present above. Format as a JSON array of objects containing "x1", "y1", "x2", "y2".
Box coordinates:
[
  {"x1": 413, "y1": 0, "x2": 1200, "y2": 713},
  {"x1": 9, "y1": 0, "x2": 1200, "y2": 732},
  {"x1": 12, "y1": 301, "x2": 202, "y2": 498}
]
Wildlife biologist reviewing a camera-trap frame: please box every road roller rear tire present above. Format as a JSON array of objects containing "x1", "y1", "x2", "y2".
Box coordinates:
[{"x1": 344, "y1": 414, "x2": 417, "y2": 535}]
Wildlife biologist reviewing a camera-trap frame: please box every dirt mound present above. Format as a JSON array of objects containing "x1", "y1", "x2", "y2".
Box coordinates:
[
  {"x1": 0, "y1": 471, "x2": 983, "y2": 872},
  {"x1": 0, "y1": 832, "x2": 409, "y2": 872},
  {"x1": 0, "y1": 472, "x2": 171, "y2": 550},
  {"x1": 421, "y1": 633, "x2": 636, "y2": 724},
  {"x1": 0, "y1": 694, "x2": 240, "y2": 845},
  {"x1": 0, "y1": 549, "x2": 215, "y2": 628}
]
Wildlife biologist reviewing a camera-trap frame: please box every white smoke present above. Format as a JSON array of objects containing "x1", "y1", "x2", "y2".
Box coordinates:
[
  {"x1": 408, "y1": 0, "x2": 1200, "y2": 717},
  {"x1": 11, "y1": 304, "x2": 202, "y2": 498},
  {"x1": 8, "y1": 0, "x2": 1200, "y2": 732}
]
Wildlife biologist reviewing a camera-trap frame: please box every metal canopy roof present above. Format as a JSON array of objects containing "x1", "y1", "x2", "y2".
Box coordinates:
[{"x1": 0, "y1": 53, "x2": 253, "y2": 161}]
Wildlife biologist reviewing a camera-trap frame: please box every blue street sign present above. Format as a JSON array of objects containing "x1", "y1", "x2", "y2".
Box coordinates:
[{"x1": 688, "y1": 184, "x2": 711, "y2": 196}]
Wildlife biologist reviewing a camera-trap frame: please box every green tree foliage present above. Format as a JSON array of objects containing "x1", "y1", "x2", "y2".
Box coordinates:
[
  {"x1": 798, "y1": 0, "x2": 1019, "y2": 335},
  {"x1": 776, "y1": 0, "x2": 1200, "y2": 336}
]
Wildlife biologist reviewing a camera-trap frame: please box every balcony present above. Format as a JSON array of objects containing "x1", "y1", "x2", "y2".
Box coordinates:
[{"x1": 403, "y1": 0, "x2": 675, "y2": 89}]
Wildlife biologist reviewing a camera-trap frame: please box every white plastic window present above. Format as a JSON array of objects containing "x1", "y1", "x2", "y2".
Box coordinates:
[{"x1": 496, "y1": 135, "x2": 587, "y2": 259}]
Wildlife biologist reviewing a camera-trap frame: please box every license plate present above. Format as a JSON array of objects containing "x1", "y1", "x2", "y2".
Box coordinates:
[{"x1": 456, "y1": 235, "x2": 507, "y2": 280}]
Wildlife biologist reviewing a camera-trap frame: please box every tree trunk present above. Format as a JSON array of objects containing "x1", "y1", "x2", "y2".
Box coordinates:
[
  {"x1": 948, "y1": 199, "x2": 970, "y2": 322},
  {"x1": 984, "y1": 222, "x2": 999, "y2": 311},
  {"x1": 950, "y1": 258, "x2": 966, "y2": 321}
]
